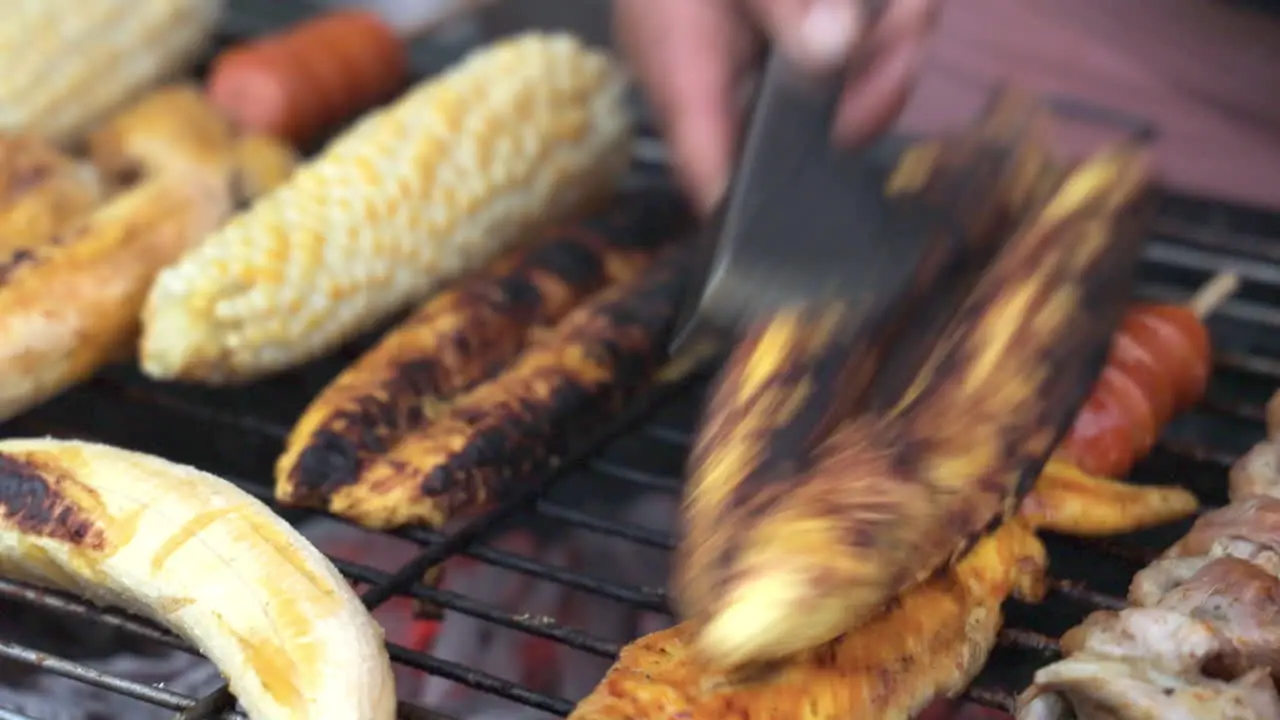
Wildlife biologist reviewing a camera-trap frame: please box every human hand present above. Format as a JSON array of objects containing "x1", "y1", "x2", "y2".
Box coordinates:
[{"x1": 615, "y1": 0, "x2": 940, "y2": 213}]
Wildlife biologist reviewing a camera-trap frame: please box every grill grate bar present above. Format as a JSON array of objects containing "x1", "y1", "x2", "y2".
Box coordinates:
[
  {"x1": 0, "y1": 642, "x2": 195, "y2": 710},
  {"x1": 387, "y1": 643, "x2": 575, "y2": 716},
  {"x1": 0, "y1": 579, "x2": 187, "y2": 651},
  {"x1": 534, "y1": 500, "x2": 677, "y2": 550},
  {"x1": 334, "y1": 559, "x2": 622, "y2": 657}
]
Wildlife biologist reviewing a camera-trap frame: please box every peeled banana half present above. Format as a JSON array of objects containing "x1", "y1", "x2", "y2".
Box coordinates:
[{"x1": 0, "y1": 438, "x2": 396, "y2": 720}]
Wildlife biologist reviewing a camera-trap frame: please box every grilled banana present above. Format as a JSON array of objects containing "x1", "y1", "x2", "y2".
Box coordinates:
[
  {"x1": 0, "y1": 438, "x2": 395, "y2": 720},
  {"x1": 276, "y1": 192, "x2": 690, "y2": 510},
  {"x1": 0, "y1": 133, "x2": 103, "y2": 245},
  {"x1": 0, "y1": 175, "x2": 231, "y2": 421},
  {"x1": 678, "y1": 145, "x2": 1152, "y2": 669},
  {"x1": 86, "y1": 84, "x2": 298, "y2": 202},
  {"x1": 310, "y1": 245, "x2": 697, "y2": 530}
]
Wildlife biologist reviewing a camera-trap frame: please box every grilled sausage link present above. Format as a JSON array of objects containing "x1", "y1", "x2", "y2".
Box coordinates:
[
  {"x1": 306, "y1": 245, "x2": 695, "y2": 530},
  {"x1": 677, "y1": 146, "x2": 1152, "y2": 670},
  {"x1": 276, "y1": 192, "x2": 689, "y2": 509},
  {"x1": 1058, "y1": 303, "x2": 1213, "y2": 478}
]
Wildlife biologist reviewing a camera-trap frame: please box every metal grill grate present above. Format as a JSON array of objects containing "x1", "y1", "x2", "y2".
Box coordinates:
[{"x1": 4, "y1": 6, "x2": 1280, "y2": 720}]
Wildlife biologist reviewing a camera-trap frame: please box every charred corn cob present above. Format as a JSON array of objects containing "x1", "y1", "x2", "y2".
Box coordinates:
[
  {"x1": 678, "y1": 145, "x2": 1152, "y2": 669},
  {"x1": 0, "y1": 0, "x2": 224, "y2": 144},
  {"x1": 311, "y1": 245, "x2": 696, "y2": 531},
  {"x1": 275, "y1": 191, "x2": 690, "y2": 510},
  {"x1": 140, "y1": 32, "x2": 633, "y2": 384}
]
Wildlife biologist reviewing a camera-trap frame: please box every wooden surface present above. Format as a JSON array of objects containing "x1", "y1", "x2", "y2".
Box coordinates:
[{"x1": 897, "y1": 0, "x2": 1280, "y2": 210}]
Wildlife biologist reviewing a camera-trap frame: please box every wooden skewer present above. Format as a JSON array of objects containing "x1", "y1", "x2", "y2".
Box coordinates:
[{"x1": 1187, "y1": 271, "x2": 1240, "y2": 320}]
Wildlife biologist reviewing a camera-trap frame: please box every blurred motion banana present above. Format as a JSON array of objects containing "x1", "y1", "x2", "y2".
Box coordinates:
[{"x1": 678, "y1": 143, "x2": 1152, "y2": 669}]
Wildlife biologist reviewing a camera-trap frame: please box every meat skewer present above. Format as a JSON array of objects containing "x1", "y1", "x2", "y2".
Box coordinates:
[
  {"x1": 206, "y1": 0, "x2": 495, "y2": 146},
  {"x1": 1018, "y1": 384, "x2": 1280, "y2": 719}
]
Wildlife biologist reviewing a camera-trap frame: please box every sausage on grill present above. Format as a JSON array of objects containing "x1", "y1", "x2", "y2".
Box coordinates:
[
  {"x1": 281, "y1": 244, "x2": 696, "y2": 531},
  {"x1": 1058, "y1": 301, "x2": 1216, "y2": 479},
  {"x1": 206, "y1": 9, "x2": 410, "y2": 145},
  {"x1": 275, "y1": 193, "x2": 690, "y2": 510}
]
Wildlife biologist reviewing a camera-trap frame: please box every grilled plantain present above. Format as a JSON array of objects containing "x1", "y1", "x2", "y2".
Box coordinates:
[
  {"x1": 0, "y1": 175, "x2": 231, "y2": 421},
  {"x1": 684, "y1": 92, "x2": 1056, "y2": 500},
  {"x1": 678, "y1": 145, "x2": 1152, "y2": 669},
  {"x1": 276, "y1": 192, "x2": 690, "y2": 509},
  {"x1": 572, "y1": 519, "x2": 1047, "y2": 720},
  {"x1": 295, "y1": 245, "x2": 697, "y2": 530}
]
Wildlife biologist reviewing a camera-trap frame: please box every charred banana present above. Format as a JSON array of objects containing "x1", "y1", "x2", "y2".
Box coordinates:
[
  {"x1": 276, "y1": 193, "x2": 690, "y2": 510},
  {"x1": 678, "y1": 145, "x2": 1152, "y2": 669},
  {"x1": 0, "y1": 438, "x2": 395, "y2": 719}
]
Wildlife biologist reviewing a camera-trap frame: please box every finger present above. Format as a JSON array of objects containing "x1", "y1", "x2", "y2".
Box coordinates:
[
  {"x1": 745, "y1": 0, "x2": 863, "y2": 72},
  {"x1": 831, "y1": 34, "x2": 927, "y2": 144},
  {"x1": 864, "y1": 0, "x2": 940, "y2": 52},
  {"x1": 614, "y1": 0, "x2": 756, "y2": 213}
]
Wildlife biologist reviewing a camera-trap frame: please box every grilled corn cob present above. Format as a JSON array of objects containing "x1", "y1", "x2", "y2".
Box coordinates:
[
  {"x1": 140, "y1": 32, "x2": 633, "y2": 384},
  {"x1": 678, "y1": 146, "x2": 1152, "y2": 669},
  {"x1": 0, "y1": 0, "x2": 224, "y2": 144},
  {"x1": 314, "y1": 246, "x2": 696, "y2": 531},
  {"x1": 0, "y1": 438, "x2": 395, "y2": 719},
  {"x1": 275, "y1": 191, "x2": 690, "y2": 510}
]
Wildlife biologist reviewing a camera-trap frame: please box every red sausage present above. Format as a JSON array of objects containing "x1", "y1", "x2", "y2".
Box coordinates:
[
  {"x1": 1059, "y1": 389, "x2": 1135, "y2": 478},
  {"x1": 1059, "y1": 303, "x2": 1213, "y2": 478},
  {"x1": 206, "y1": 9, "x2": 410, "y2": 145}
]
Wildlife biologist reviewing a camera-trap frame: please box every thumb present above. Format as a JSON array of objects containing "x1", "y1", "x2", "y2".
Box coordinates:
[{"x1": 745, "y1": 0, "x2": 864, "y2": 72}]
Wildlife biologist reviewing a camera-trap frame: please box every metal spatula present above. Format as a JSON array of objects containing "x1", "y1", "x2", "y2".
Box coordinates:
[{"x1": 668, "y1": 42, "x2": 974, "y2": 355}]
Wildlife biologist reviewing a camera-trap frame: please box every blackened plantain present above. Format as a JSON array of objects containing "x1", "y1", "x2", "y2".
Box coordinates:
[
  {"x1": 276, "y1": 191, "x2": 690, "y2": 508},
  {"x1": 682, "y1": 91, "x2": 1056, "y2": 553},
  {"x1": 677, "y1": 145, "x2": 1152, "y2": 669},
  {"x1": 303, "y1": 245, "x2": 698, "y2": 530}
]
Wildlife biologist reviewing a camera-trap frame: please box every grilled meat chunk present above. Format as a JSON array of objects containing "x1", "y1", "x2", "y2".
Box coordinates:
[
  {"x1": 1018, "y1": 609, "x2": 1280, "y2": 720},
  {"x1": 571, "y1": 520, "x2": 1048, "y2": 720},
  {"x1": 276, "y1": 193, "x2": 688, "y2": 509},
  {"x1": 303, "y1": 246, "x2": 696, "y2": 530},
  {"x1": 1165, "y1": 496, "x2": 1280, "y2": 561},
  {"x1": 1019, "y1": 458, "x2": 1198, "y2": 536},
  {"x1": 1229, "y1": 438, "x2": 1280, "y2": 502},
  {"x1": 678, "y1": 146, "x2": 1152, "y2": 668},
  {"x1": 566, "y1": 454, "x2": 1199, "y2": 719}
]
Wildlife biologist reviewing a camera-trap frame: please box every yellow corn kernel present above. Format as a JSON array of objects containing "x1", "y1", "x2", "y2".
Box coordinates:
[
  {"x1": 140, "y1": 32, "x2": 632, "y2": 384},
  {"x1": 0, "y1": 0, "x2": 224, "y2": 144}
]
